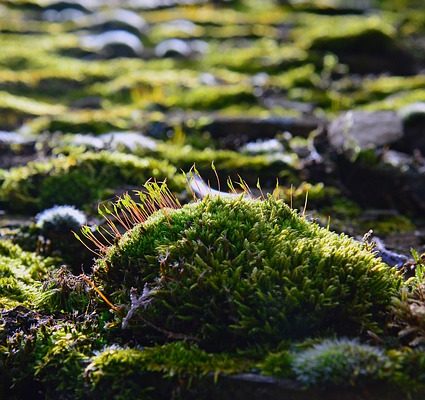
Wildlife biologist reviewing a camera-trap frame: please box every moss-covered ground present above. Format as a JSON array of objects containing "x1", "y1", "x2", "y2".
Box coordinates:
[{"x1": 0, "y1": 0, "x2": 425, "y2": 398}]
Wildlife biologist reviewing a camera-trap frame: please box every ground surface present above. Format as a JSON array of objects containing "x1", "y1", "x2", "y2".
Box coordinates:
[{"x1": 0, "y1": 0, "x2": 425, "y2": 399}]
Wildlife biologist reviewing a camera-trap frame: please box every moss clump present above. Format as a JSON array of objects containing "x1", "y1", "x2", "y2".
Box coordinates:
[
  {"x1": 85, "y1": 342, "x2": 247, "y2": 400},
  {"x1": 149, "y1": 143, "x2": 298, "y2": 184},
  {"x1": 361, "y1": 214, "x2": 415, "y2": 236},
  {"x1": 0, "y1": 151, "x2": 185, "y2": 213},
  {"x1": 292, "y1": 339, "x2": 389, "y2": 387},
  {"x1": 166, "y1": 85, "x2": 256, "y2": 110},
  {"x1": 0, "y1": 240, "x2": 53, "y2": 309},
  {"x1": 295, "y1": 15, "x2": 395, "y2": 53},
  {"x1": 95, "y1": 195, "x2": 400, "y2": 350},
  {"x1": 32, "y1": 326, "x2": 93, "y2": 398},
  {"x1": 36, "y1": 267, "x2": 90, "y2": 314},
  {"x1": 260, "y1": 349, "x2": 294, "y2": 378}
]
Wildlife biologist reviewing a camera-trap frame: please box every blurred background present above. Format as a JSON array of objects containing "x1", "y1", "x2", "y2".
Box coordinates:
[{"x1": 0, "y1": 0, "x2": 424, "y2": 262}]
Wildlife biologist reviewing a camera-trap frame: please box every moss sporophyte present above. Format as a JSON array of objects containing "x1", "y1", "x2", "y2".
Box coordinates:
[{"x1": 76, "y1": 182, "x2": 401, "y2": 351}]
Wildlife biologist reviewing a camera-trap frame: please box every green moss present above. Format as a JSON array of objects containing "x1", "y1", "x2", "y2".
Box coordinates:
[
  {"x1": 203, "y1": 41, "x2": 308, "y2": 73},
  {"x1": 260, "y1": 349, "x2": 294, "y2": 378},
  {"x1": 95, "y1": 195, "x2": 400, "y2": 350},
  {"x1": 36, "y1": 267, "x2": 90, "y2": 314},
  {"x1": 0, "y1": 240, "x2": 53, "y2": 309},
  {"x1": 362, "y1": 89, "x2": 425, "y2": 112},
  {"x1": 386, "y1": 348, "x2": 425, "y2": 392},
  {"x1": 28, "y1": 108, "x2": 133, "y2": 134},
  {"x1": 273, "y1": 182, "x2": 357, "y2": 213},
  {"x1": 359, "y1": 76, "x2": 425, "y2": 103},
  {"x1": 166, "y1": 85, "x2": 256, "y2": 110},
  {"x1": 148, "y1": 143, "x2": 298, "y2": 183},
  {"x1": 361, "y1": 215, "x2": 415, "y2": 236},
  {"x1": 292, "y1": 338, "x2": 389, "y2": 387},
  {"x1": 0, "y1": 151, "x2": 185, "y2": 213},
  {"x1": 32, "y1": 326, "x2": 93, "y2": 398},
  {"x1": 294, "y1": 15, "x2": 395, "y2": 53},
  {"x1": 85, "y1": 342, "x2": 249, "y2": 399}
]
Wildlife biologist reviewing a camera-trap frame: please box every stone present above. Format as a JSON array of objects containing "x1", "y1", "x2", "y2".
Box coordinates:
[
  {"x1": 328, "y1": 111, "x2": 403, "y2": 154},
  {"x1": 43, "y1": 0, "x2": 93, "y2": 13},
  {"x1": 100, "y1": 131, "x2": 157, "y2": 151},
  {"x1": 80, "y1": 9, "x2": 148, "y2": 37},
  {"x1": 288, "y1": 0, "x2": 372, "y2": 15},
  {"x1": 395, "y1": 102, "x2": 425, "y2": 153},
  {"x1": 154, "y1": 39, "x2": 208, "y2": 58},
  {"x1": 336, "y1": 152, "x2": 425, "y2": 214},
  {"x1": 0, "y1": 131, "x2": 37, "y2": 168},
  {"x1": 240, "y1": 139, "x2": 284, "y2": 155},
  {"x1": 204, "y1": 116, "x2": 322, "y2": 149},
  {"x1": 80, "y1": 31, "x2": 144, "y2": 58}
]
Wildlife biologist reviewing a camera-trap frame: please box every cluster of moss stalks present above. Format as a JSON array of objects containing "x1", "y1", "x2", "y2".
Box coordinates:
[{"x1": 2, "y1": 188, "x2": 425, "y2": 399}]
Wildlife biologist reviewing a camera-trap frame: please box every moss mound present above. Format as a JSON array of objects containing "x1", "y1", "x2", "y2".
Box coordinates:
[
  {"x1": 0, "y1": 240, "x2": 53, "y2": 309},
  {"x1": 292, "y1": 338, "x2": 389, "y2": 387},
  {"x1": 0, "y1": 151, "x2": 185, "y2": 213},
  {"x1": 95, "y1": 195, "x2": 400, "y2": 350}
]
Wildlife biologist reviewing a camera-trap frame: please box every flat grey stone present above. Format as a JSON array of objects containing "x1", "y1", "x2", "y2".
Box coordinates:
[{"x1": 328, "y1": 111, "x2": 403, "y2": 154}]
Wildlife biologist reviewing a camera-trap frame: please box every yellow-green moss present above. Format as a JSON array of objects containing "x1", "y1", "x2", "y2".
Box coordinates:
[
  {"x1": 0, "y1": 240, "x2": 54, "y2": 309},
  {"x1": 0, "y1": 151, "x2": 185, "y2": 213},
  {"x1": 95, "y1": 195, "x2": 401, "y2": 350}
]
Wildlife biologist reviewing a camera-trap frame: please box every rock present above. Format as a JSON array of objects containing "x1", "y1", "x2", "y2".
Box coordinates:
[
  {"x1": 288, "y1": 0, "x2": 372, "y2": 15},
  {"x1": 328, "y1": 111, "x2": 403, "y2": 154},
  {"x1": 0, "y1": 131, "x2": 37, "y2": 168},
  {"x1": 43, "y1": 0, "x2": 93, "y2": 13},
  {"x1": 68, "y1": 134, "x2": 105, "y2": 149},
  {"x1": 306, "y1": 19, "x2": 416, "y2": 75},
  {"x1": 199, "y1": 73, "x2": 221, "y2": 86},
  {"x1": 0, "y1": 131, "x2": 33, "y2": 146},
  {"x1": 70, "y1": 96, "x2": 102, "y2": 109},
  {"x1": 240, "y1": 139, "x2": 284, "y2": 155},
  {"x1": 204, "y1": 116, "x2": 323, "y2": 149},
  {"x1": 100, "y1": 131, "x2": 157, "y2": 151},
  {"x1": 79, "y1": 9, "x2": 148, "y2": 37},
  {"x1": 188, "y1": 174, "x2": 245, "y2": 200},
  {"x1": 42, "y1": 8, "x2": 87, "y2": 22},
  {"x1": 124, "y1": 0, "x2": 205, "y2": 10},
  {"x1": 336, "y1": 151, "x2": 425, "y2": 214},
  {"x1": 395, "y1": 102, "x2": 425, "y2": 153},
  {"x1": 373, "y1": 237, "x2": 408, "y2": 268},
  {"x1": 154, "y1": 39, "x2": 208, "y2": 58},
  {"x1": 168, "y1": 19, "x2": 198, "y2": 33},
  {"x1": 80, "y1": 30, "x2": 144, "y2": 58}
]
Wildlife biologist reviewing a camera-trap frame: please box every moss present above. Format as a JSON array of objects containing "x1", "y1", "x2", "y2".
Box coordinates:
[
  {"x1": 166, "y1": 85, "x2": 257, "y2": 110},
  {"x1": 94, "y1": 195, "x2": 401, "y2": 350},
  {"x1": 36, "y1": 267, "x2": 90, "y2": 314},
  {"x1": 203, "y1": 41, "x2": 308, "y2": 73},
  {"x1": 0, "y1": 151, "x2": 185, "y2": 213},
  {"x1": 294, "y1": 15, "x2": 396, "y2": 53},
  {"x1": 292, "y1": 338, "x2": 389, "y2": 387},
  {"x1": 260, "y1": 349, "x2": 294, "y2": 378},
  {"x1": 361, "y1": 215, "x2": 415, "y2": 236},
  {"x1": 362, "y1": 89, "x2": 425, "y2": 112},
  {"x1": 273, "y1": 182, "x2": 363, "y2": 221},
  {"x1": 32, "y1": 326, "x2": 93, "y2": 399},
  {"x1": 85, "y1": 342, "x2": 249, "y2": 400},
  {"x1": 386, "y1": 348, "x2": 425, "y2": 392},
  {"x1": 148, "y1": 143, "x2": 298, "y2": 184},
  {"x1": 0, "y1": 240, "x2": 54, "y2": 308},
  {"x1": 29, "y1": 108, "x2": 133, "y2": 135},
  {"x1": 359, "y1": 76, "x2": 425, "y2": 103},
  {"x1": 0, "y1": 317, "x2": 102, "y2": 400}
]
